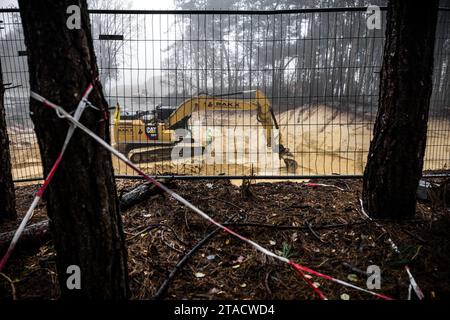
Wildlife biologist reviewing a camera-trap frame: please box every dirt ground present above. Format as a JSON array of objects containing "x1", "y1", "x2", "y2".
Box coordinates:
[{"x1": 1, "y1": 178, "x2": 449, "y2": 300}]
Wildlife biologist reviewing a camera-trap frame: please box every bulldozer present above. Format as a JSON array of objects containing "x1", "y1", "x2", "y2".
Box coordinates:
[{"x1": 112, "y1": 90, "x2": 298, "y2": 172}]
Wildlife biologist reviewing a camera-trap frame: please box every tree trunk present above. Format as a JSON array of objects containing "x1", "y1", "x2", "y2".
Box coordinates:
[
  {"x1": 0, "y1": 60, "x2": 17, "y2": 221},
  {"x1": 0, "y1": 220, "x2": 49, "y2": 253},
  {"x1": 18, "y1": 0, "x2": 129, "y2": 298},
  {"x1": 362, "y1": 0, "x2": 439, "y2": 219}
]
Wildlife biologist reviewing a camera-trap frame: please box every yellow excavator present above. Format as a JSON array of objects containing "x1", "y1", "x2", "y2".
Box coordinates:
[{"x1": 112, "y1": 90, "x2": 298, "y2": 172}]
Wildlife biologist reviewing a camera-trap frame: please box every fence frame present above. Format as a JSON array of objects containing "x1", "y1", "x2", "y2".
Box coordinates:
[{"x1": 1, "y1": 6, "x2": 449, "y2": 182}]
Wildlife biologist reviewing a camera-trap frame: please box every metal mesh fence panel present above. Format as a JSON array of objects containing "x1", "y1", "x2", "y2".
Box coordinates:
[{"x1": 1, "y1": 7, "x2": 449, "y2": 181}]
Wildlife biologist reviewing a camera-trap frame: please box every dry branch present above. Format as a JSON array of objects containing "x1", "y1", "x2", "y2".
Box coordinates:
[
  {"x1": 0, "y1": 220, "x2": 49, "y2": 253},
  {"x1": 0, "y1": 180, "x2": 171, "y2": 253}
]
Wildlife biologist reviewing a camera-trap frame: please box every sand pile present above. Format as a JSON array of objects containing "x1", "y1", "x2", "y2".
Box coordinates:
[{"x1": 277, "y1": 105, "x2": 373, "y2": 175}]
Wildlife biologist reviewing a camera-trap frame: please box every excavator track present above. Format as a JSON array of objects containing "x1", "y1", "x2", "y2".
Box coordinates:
[
  {"x1": 129, "y1": 146, "x2": 174, "y2": 163},
  {"x1": 127, "y1": 143, "x2": 205, "y2": 164}
]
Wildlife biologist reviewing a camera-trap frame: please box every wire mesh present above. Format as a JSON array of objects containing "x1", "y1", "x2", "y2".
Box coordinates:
[{"x1": 1, "y1": 7, "x2": 449, "y2": 181}]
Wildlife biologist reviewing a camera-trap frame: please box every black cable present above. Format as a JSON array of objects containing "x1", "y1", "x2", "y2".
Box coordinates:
[{"x1": 152, "y1": 214, "x2": 239, "y2": 300}]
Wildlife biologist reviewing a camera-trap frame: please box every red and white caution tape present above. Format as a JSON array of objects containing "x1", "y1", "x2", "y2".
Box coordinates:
[
  {"x1": 0, "y1": 84, "x2": 94, "y2": 272},
  {"x1": 359, "y1": 199, "x2": 424, "y2": 300},
  {"x1": 28, "y1": 91, "x2": 393, "y2": 300}
]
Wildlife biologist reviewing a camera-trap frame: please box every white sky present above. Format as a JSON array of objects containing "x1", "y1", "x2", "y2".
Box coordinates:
[
  {"x1": 124, "y1": 0, "x2": 175, "y2": 10},
  {"x1": 0, "y1": 0, "x2": 176, "y2": 9},
  {"x1": 0, "y1": 0, "x2": 177, "y2": 85},
  {"x1": 0, "y1": 0, "x2": 14, "y2": 7}
]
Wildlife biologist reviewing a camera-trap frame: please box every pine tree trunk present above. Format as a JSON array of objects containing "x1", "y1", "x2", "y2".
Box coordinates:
[
  {"x1": 0, "y1": 60, "x2": 17, "y2": 221},
  {"x1": 362, "y1": 0, "x2": 439, "y2": 219},
  {"x1": 18, "y1": 0, "x2": 129, "y2": 298}
]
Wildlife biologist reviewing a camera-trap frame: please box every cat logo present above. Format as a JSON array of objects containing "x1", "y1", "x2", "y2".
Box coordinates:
[{"x1": 145, "y1": 124, "x2": 158, "y2": 140}]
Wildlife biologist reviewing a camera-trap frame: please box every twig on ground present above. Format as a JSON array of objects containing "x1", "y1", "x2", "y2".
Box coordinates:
[
  {"x1": 184, "y1": 209, "x2": 190, "y2": 230},
  {"x1": 342, "y1": 262, "x2": 369, "y2": 277},
  {"x1": 222, "y1": 220, "x2": 368, "y2": 230},
  {"x1": 410, "y1": 245, "x2": 422, "y2": 261},
  {"x1": 402, "y1": 229, "x2": 427, "y2": 244},
  {"x1": 126, "y1": 222, "x2": 187, "y2": 245},
  {"x1": 153, "y1": 214, "x2": 240, "y2": 300},
  {"x1": 126, "y1": 224, "x2": 161, "y2": 241},
  {"x1": 160, "y1": 224, "x2": 188, "y2": 246},
  {"x1": 265, "y1": 270, "x2": 273, "y2": 296},
  {"x1": 205, "y1": 196, "x2": 247, "y2": 218},
  {"x1": 0, "y1": 272, "x2": 17, "y2": 300},
  {"x1": 161, "y1": 233, "x2": 185, "y2": 254},
  {"x1": 307, "y1": 221, "x2": 326, "y2": 243},
  {"x1": 316, "y1": 258, "x2": 330, "y2": 268}
]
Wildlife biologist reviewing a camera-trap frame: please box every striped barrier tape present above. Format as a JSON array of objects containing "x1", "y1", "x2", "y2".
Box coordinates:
[
  {"x1": 0, "y1": 84, "x2": 94, "y2": 272},
  {"x1": 359, "y1": 199, "x2": 424, "y2": 300},
  {"x1": 27, "y1": 91, "x2": 394, "y2": 300}
]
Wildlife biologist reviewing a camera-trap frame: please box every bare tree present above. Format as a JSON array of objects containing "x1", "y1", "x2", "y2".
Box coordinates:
[
  {"x1": 88, "y1": 0, "x2": 136, "y2": 84},
  {"x1": 19, "y1": 0, "x2": 129, "y2": 298}
]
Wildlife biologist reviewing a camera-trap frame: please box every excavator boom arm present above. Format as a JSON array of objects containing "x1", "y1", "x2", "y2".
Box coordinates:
[{"x1": 166, "y1": 90, "x2": 277, "y2": 146}]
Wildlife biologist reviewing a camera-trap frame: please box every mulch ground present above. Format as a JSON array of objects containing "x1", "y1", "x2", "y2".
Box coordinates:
[{"x1": 1, "y1": 178, "x2": 449, "y2": 300}]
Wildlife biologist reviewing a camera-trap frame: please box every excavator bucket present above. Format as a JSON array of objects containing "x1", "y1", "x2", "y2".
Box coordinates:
[{"x1": 278, "y1": 145, "x2": 298, "y2": 173}]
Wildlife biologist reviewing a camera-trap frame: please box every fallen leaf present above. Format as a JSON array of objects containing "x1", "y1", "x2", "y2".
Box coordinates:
[
  {"x1": 209, "y1": 288, "x2": 220, "y2": 294},
  {"x1": 194, "y1": 272, "x2": 206, "y2": 278},
  {"x1": 347, "y1": 274, "x2": 358, "y2": 282},
  {"x1": 225, "y1": 239, "x2": 230, "y2": 245},
  {"x1": 340, "y1": 293, "x2": 350, "y2": 300},
  {"x1": 240, "y1": 283, "x2": 247, "y2": 288}
]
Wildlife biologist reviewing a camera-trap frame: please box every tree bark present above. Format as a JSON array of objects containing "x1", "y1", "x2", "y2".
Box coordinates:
[
  {"x1": 0, "y1": 220, "x2": 49, "y2": 253},
  {"x1": 18, "y1": 0, "x2": 129, "y2": 298},
  {"x1": 119, "y1": 180, "x2": 171, "y2": 211},
  {"x1": 0, "y1": 60, "x2": 17, "y2": 221},
  {"x1": 362, "y1": 0, "x2": 439, "y2": 219}
]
